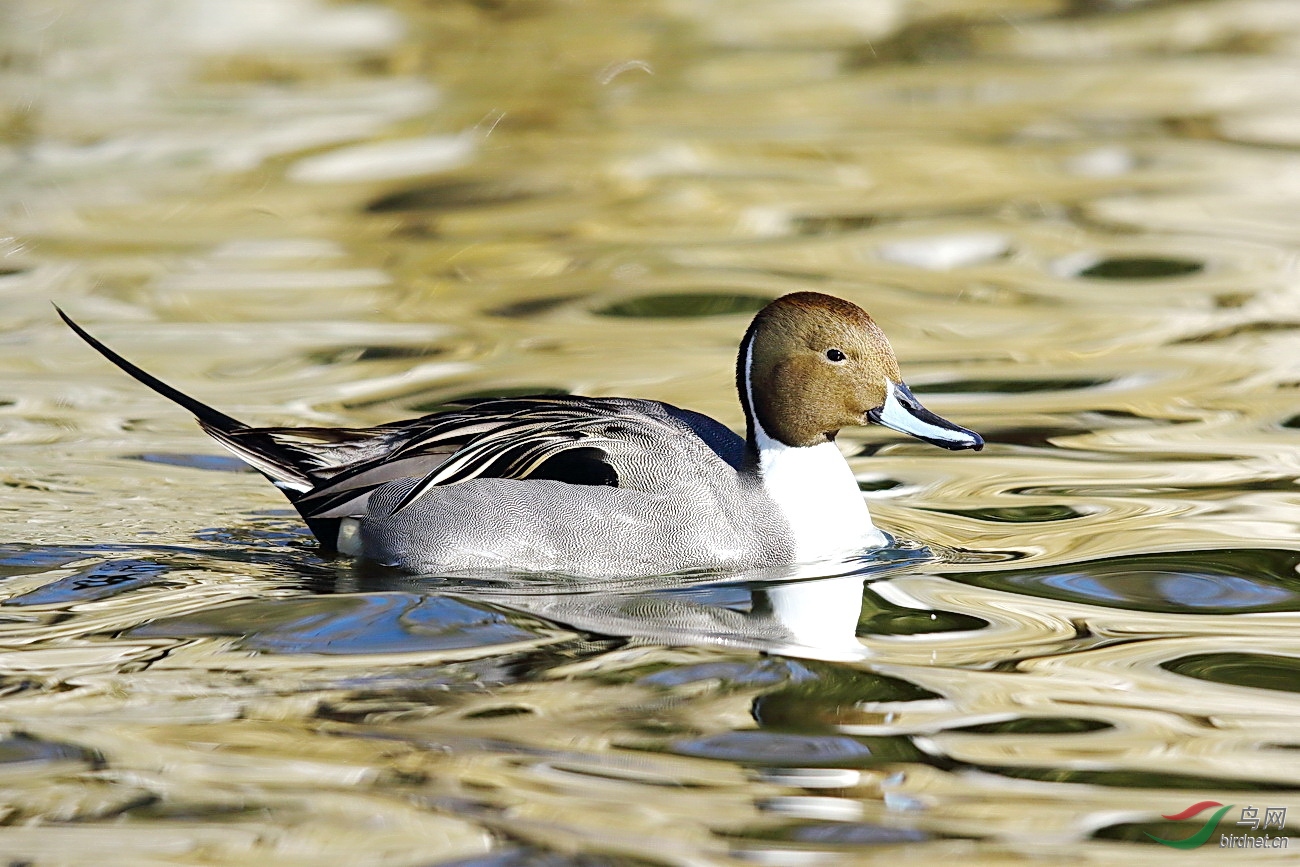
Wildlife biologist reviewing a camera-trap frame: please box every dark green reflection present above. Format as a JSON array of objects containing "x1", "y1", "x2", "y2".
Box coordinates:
[
  {"x1": 1077, "y1": 257, "x2": 1203, "y2": 279},
  {"x1": 754, "y1": 663, "x2": 940, "y2": 731},
  {"x1": 595, "y1": 293, "x2": 772, "y2": 318},
  {"x1": 127, "y1": 801, "x2": 268, "y2": 823},
  {"x1": 860, "y1": 586, "x2": 988, "y2": 636},
  {"x1": 366, "y1": 178, "x2": 547, "y2": 212},
  {"x1": 462, "y1": 705, "x2": 536, "y2": 719},
  {"x1": 953, "y1": 717, "x2": 1112, "y2": 735},
  {"x1": 844, "y1": 17, "x2": 976, "y2": 66},
  {"x1": 487, "y1": 295, "x2": 582, "y2": 318},
  {"x1": 1174, "y1": 321, "x2": 1299, "y2": 345},
  {"x1": 910, "y1": 377, "x2": 1109, "y2": 394},
  {"x1": 791, "y1": 214, "x2": 878, "y2": 234},
  {"x1": 857, "y1": 477, "x2": 905, "y2": 492},
  {"x1": 1163, "y1": 652, "x2": 1300, "y2": 694},
  {"x1": 308, "y1": 344, "x2": 448, "y2": 365},
  {"x1": 989, "y1": 765, "x2": 1297, "y2": 791},
  {"x1": 946, "y1": 549, "x2": 1300, "y2": 615},
  {"x1": 938, "y1": 505, "x2": 1083, "y2": 524}
]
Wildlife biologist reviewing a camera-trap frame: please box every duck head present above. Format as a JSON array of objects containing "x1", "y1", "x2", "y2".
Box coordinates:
[{"x1": 738, "y1": 292, "x2": 983, "y2": 451}]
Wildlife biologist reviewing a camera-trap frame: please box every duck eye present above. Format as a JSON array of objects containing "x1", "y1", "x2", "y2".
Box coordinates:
[{"x1": 825, "y1": 348, "x2": 846, "y2": 362}]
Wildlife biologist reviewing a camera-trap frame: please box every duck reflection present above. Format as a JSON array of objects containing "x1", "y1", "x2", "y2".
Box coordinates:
[
  {"x1": 7, "y1": 536, "x2": 990, "y2": 663},
  {"x1": 362, "y1": 544, "x2": 937, "y2": 663}
]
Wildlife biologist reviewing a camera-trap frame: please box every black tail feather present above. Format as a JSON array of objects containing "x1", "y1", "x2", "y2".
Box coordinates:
[
  {"x1": 58, "y1": 306, "x2": 343, "y2": 547},
  {"x1": 55, "y1": 305, "x2": 247, "y2": 435}
]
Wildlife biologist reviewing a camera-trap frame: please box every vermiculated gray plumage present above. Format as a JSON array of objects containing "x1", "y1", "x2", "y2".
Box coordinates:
[{"x1": 343, "y1": 398, "x2": 795, "y2": 575}]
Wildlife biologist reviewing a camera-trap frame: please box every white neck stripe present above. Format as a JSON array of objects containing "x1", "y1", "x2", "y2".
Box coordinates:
[{"x1": 742, "y1": 331, "x2": 759, "y2": 440}]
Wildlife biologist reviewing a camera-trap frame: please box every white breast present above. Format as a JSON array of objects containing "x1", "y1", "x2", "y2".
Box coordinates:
[{"x1": 755, "y1": 425, "x2": 885, "y2": 562}]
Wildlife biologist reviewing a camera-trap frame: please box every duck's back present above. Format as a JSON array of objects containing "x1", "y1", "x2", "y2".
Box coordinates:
[{"x1": 314, "y1": 396, "x2": 794, "y2": 576}]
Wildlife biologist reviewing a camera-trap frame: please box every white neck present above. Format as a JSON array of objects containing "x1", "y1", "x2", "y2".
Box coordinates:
[{"x1": 743, "y1": 342, "x2": 885, "y2": 562}]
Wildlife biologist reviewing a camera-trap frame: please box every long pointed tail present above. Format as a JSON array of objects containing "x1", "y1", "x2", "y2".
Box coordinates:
[
  {"x1": 56, "y1": 305, "x2": 246, "y2": 435},
  {"x1": 58, "y1": 306, "x2": 347, "y2": 548},
  {"x1": 57, "y1": 306, "x2": 315, "y2": 491}
]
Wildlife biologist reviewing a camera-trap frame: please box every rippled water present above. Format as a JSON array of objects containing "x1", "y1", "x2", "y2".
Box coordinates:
[{"x1": 4, "y1": 0, "x2": 1300, "y2": 863}]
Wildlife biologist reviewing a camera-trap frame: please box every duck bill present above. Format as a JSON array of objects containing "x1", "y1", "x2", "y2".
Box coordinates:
[{"x1": 866, "y1": 383, "x2": 984, "y2": 451}]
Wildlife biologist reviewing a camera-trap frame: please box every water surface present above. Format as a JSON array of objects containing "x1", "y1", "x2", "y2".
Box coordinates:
[{"x1": 3, "y1": 0, "x2": 1300, "y2": 863}]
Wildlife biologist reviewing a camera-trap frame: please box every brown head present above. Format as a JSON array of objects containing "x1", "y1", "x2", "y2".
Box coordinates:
[{"x1": 737, "y1": 292, "x2": 983, "y2": 451}]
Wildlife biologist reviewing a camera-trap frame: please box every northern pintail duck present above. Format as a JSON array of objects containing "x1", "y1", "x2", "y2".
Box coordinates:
[{"x1": 60, "y1": 293, "x2": 982, "y2": 577}]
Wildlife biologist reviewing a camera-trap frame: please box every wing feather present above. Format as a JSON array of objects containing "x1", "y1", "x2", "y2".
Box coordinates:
[{"x1": 290, "y1": 397, "x2": 688, "y2": 520}]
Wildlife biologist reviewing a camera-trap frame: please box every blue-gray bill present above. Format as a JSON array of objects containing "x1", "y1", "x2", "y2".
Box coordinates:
[{"x1": 866, "y1": 383, "x2": 984, "y2": 451}]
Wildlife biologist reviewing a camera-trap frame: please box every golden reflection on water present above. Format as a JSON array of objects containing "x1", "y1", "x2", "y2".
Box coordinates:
[{"x1": 4, "y1": 0, "x2": 1300, "y2": 863}]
